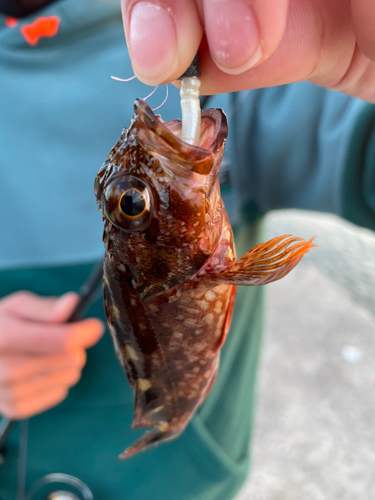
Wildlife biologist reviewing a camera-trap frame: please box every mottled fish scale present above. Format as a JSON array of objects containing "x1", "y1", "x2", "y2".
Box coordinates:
[{"x1": 94, "y1": 99, "x2": 315, "y2": 459}]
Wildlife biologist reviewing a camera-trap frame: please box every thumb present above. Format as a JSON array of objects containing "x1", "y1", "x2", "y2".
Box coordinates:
[{"x1": 122, "y1": 0, "x2": 202, "y2": 85}]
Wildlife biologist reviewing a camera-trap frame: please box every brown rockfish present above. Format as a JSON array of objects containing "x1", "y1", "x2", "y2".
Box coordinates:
[{"x1": 94, "y1": 99, "x2": 314, "y2": 458}]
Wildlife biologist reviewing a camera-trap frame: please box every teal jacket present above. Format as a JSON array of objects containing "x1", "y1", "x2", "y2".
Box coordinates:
[{"x1": 1, "y1": 1, "x2": 375, "y2": 499}]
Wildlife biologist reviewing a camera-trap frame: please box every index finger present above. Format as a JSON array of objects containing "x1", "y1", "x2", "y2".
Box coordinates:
[
  {"x1": 202, "y1": 0, "x2": 288, "y2": 76},
  {"x1": 0, "y1": 316, "x2": 104, "y2": 354},
  {"x1": 351, "y1": 0, "x2": 375, "y2": 61},
  {"x1": 0, "y1": 291, "x2": 79, "y2": 323},
  {"x1": 197, "y1": 0, "x2": 342, "y2": 95}
]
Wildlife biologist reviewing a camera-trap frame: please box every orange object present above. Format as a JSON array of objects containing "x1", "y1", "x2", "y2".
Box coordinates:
[
  {"x1": 5, "y1": 17, "x2": 18, "y2": 28},
  {"x1": 20, "y1": 16, "x2": 60, "y2": 46}
]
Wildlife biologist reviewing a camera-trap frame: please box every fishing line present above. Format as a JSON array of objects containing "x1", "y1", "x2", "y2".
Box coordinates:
[
  {"x1": 111, "y1": 74, "x2": 170, "y2": 112},
  {"x1": 142, "y1": 85, "x2": 158, "y2": 101},
  {"x1": 152, "y1": 83, "x2": 169, "y2": 111},
  {"x1": 110, "y1": 75, "x2": 136, "y2": 82}
]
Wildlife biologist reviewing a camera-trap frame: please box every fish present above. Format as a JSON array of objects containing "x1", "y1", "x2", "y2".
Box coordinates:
[{"x1": 94, "y1": 99, "x2": 315, "y2": 459}]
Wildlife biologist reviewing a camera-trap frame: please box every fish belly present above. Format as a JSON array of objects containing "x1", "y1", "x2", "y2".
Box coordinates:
[{"x1": 103, "y1": 256, "x2": 234, "y2": 456}]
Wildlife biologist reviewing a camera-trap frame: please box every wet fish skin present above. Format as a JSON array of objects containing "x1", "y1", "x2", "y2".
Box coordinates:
[{"x1": 94, "y1": 99, "x2": 315, "y2": 458}]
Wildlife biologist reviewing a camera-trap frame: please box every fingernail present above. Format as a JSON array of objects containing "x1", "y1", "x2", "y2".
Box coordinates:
[
  {"x1": 205, "y1": 0, "x2": 262, "y2": 74},
  {"x1": 51, "y1": 292, "x2": 79, "y2": 322},
  {"x1": 129, "y1": 2, "x2": 178, "y2": 84}
]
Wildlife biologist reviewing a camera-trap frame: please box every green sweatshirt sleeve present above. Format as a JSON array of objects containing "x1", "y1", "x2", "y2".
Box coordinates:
[
  {"x1": 341, "y1": 103, "x2": 375, "y2": 231},
  {"x1": 230, "y1": 82, "x2": 375, "y2": 231}
]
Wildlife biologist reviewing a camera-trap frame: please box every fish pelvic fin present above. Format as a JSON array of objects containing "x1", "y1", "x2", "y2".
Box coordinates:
[{"x1": 201, "y1": 235, "x2": 316, "y2": 286}]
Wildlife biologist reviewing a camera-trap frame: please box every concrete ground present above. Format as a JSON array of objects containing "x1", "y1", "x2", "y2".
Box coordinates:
[{"x1": 237, "y1": 210, "x2": 375, "y2": 500}]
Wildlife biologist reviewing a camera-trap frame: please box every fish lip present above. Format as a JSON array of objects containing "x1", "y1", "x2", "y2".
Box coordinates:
[{"x1": 132, "y1": 99, "x2": 228, "y2": 176}]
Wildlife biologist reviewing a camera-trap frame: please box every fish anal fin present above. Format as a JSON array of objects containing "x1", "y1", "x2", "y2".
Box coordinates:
[
  {"x1": 198, "y1": 357, "x2": 220, "y2": 405},
  {"x1": 214, "y1": 285, "x2": 237, "y2": 353},
  {"x1": 201, "y1": 235, "x2": 316, "y2": 286},
  {"x1": 119, "y1": 425, "x2": 180, "y2": 459}
]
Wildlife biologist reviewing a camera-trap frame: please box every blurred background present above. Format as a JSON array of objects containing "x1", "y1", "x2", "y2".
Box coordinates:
[{"x1": 237, "y1": 209, "x2": 375, "y2": 499}]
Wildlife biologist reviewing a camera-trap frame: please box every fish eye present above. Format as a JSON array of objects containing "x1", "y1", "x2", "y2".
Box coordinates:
[
  {"x1": 103, "y1": 176, "x2": 153, "y2": 232},
  {"x1": 119, "y1": 189, "x2": 146, "y2": 218}
]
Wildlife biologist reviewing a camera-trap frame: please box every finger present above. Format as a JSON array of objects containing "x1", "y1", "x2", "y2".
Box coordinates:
[
  {"x1": 0, "y1": 368, "x2": 82, "y2": 407},
  {"x1": 0, "y1": 350, "x2": 86, "y2": 385},
  {"x1": 0, "y1": 291, "x2": 79, "y2": 323},
  {"x1": 122, "y1": 0, "x2": 203, "y2": 85},
  {"x1": 202, "y1": 0, "x2": 288, "y2": 75},
  {"x1": 0, "y1": 386, "x2": 69, "y2": 420},
  {"x1": 351, "y1": 0, "x2": 375, "y2": 61},
  {"x1": 198, "y1": 0, "x2": 354, "y2": 95},
  {"x1": 0, "y1": 316, "x2": 104, "y2": 354}
]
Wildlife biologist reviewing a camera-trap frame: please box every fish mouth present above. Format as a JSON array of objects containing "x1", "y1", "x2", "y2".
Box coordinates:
[{"x1": 131, "y1": 99, "x2": 228, "y2": 176}]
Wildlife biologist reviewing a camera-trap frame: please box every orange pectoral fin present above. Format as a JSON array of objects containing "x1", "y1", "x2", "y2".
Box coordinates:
[{"x1": 201, "y1": 235, "x2": 316, "y2": 286}]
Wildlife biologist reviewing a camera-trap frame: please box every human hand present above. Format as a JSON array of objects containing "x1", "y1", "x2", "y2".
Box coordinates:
[
  {"x1": 121, "y1": 0, "x2": 375, "y2": 102},
  {"x1": 0, "y1": 291, "x2": 104, "y2": 419}
]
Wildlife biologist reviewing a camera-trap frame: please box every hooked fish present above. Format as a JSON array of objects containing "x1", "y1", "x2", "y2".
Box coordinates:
[{"x1": 94, "y1": 99, "x2": 314, "y2": 459}]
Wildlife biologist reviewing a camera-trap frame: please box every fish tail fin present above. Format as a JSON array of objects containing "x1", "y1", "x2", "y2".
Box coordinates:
[
  {"x1": 119, "y1": 426, "x2": 178, "y2": 460},
  {"x1": 203, "y1": 235, "x2": 316, "y2": 286}
]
